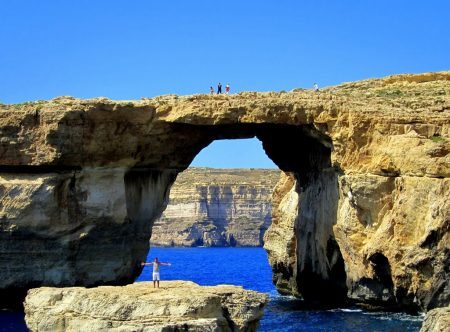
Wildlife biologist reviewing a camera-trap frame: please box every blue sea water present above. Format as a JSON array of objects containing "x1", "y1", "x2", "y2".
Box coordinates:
[
  {"x1": 0, "y1": 311, "x2": 26, "y2": 332},
  {"x1": 0, "y1": 247, "x2": 422, "y2": 331},
  {"x1": 137, "y1": 247, "x2": 423, "y2": 332}
]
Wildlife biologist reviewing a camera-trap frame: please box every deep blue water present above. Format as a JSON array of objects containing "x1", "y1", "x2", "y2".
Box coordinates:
[
  {"x1": 0, "y1": 247, "x2": 422, "y2": 331},
  {"x1": 0, "y1": 311, "x2": 26, "y2": 332},
  {"x1": 137, "y1": 247, "x2": 423, "y2": 332}
]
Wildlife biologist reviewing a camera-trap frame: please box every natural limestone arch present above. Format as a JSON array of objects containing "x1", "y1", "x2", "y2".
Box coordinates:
[{"x1": 0, "y1": 71, "x2": 448, "y2": 312}]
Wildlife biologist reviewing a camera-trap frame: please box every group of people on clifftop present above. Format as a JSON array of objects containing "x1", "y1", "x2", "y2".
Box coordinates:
[
  {"x1": 210, "y1": 83, "x2": 230, "y2": 95},
  {"x1": 208, "y1": 82, "x2": 320, "y2": 95}
]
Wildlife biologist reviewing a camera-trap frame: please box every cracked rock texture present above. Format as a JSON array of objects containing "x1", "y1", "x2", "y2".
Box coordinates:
[
  {"x1": 419, "y1": 306, "x2": 450, "y2": 332},
  {"x1": 0, "y1": 71, "x2": 449, "y2": 312},
  {"x1": 150, "y1": 168, "x2": 280, "y2": 247},
  {"x1": 24, "y1": 281, "x2": 268, "y2": 332}
]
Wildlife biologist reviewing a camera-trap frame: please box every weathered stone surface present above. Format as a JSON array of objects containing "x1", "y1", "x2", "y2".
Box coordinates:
[
  {"x1": 263, "y1": 173, "x2": 299, "y2": 296},
  {"x1": 420, "y1": 306, "x2": 450, "y2": 332},
  {"x1": 151, "y1": 168, "x2": 280, "y2": 247},
  {"x1": 265, "y1": 171, "x2": 450, "y2": 309},
  {"x1": 0, "y1": 71, "x2": 449, "y2": 312},
  {"x1": 0, "y1": 167, "x2": 175, "y2": 306},
  {"x1": 337, "y1": 175, "x2": 449, "y2": 310},
  {"x1": 24, "y1": 281, "x2": 268, "y2": 332}
]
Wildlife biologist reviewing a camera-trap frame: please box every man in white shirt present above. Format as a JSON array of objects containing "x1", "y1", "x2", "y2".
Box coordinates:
[{"x1": 141, "y1": 257, "x2": 171, "y2": 288}]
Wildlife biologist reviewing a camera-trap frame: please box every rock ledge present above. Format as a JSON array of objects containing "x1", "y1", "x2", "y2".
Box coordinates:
[{"x1": 24, "y1": 281, "x2": 268, "y2": 332}]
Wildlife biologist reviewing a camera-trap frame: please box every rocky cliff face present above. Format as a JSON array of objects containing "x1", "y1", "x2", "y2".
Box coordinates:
[
  {"x1": 0, "y1": 71, "x2": 448, "y2": 312},
  {"x1": 150, "y1": 168, "x2": 280, "y2": 247},
  {"x1": 24, "y1": 281, "x2": 268, "y2": 332}
]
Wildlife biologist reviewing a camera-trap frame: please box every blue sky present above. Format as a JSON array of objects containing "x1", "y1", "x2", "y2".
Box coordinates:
[
  {"x1": 191, "y1": 139, "x2": 277, "y2": 168},
  {"x1": 1, "y1": 1, "x2": 448, "y2": 168}
]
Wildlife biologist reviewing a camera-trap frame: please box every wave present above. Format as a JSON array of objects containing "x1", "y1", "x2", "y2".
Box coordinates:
[
  {"x1": 329, "y1": 308, "x2": 363, "y2": 313},
  {"x1": 362, "y1": 311, "x2": 424, "y2": 322}
]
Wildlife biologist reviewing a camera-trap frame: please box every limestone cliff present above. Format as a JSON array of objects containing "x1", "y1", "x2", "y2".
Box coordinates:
[
  {"x1": 150, "y1": 168, "x2": 280, "y2": 247},
  {"x1": 24, "y1": 281, "x2": 268, "y2": 332},
  {"x1": 0, "y1": 71, "x2": 448, "y2": 312}
]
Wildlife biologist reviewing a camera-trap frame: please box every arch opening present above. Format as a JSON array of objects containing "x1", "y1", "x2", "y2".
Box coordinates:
[
  {"x1": 129, "y1": 123, "x2": 348, "y2": 305},
  {"x1": 150, "y1": 139, "x2": 279, "y2": 248}
]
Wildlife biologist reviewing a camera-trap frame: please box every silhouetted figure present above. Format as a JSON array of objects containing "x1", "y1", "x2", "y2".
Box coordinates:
[
  {"x1": 217, "y1": 83, "x2": 222, "y2": 94},
  {"x1": 210, "y1": 86, "x2": 214, "y2": 95}
]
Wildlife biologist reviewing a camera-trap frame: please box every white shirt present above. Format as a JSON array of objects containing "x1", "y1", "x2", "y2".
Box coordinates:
[{"x1": 152, "y1": 262, "x2": 161, "y2": 273}]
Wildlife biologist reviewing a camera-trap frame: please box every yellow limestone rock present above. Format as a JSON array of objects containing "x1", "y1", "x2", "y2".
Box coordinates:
[
  {"x1": 0, "y1": 71, "x2": 448, "y2": 312},
  {"x1": 24, "y1": 281, "x2": 268, "y2": 332},
  {"x1": 419, "y1": 306, "x2": 450, "y2": 332}
]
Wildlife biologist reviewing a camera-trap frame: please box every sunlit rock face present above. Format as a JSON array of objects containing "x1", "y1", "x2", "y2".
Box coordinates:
[
  {"x1": 266, "y1": 171, "x2": 450, "y2": 310},
  {"x1": 24, "y1": 281, "x2": 268, "y2": 332},
  {"x1": 150, "y1": 168, "x2": 280, "y2": 247},
  {"x1": 0, "y1": 71, "x2": 449, "y2": 311},
  {"x1": 419, "y1": 306, "x2": 450, "y2": 332}
]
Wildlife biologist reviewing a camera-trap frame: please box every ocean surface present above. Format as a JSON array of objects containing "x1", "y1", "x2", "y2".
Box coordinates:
[{"x1": 1, "y1": 247, "x2": 423, "y2": 331}]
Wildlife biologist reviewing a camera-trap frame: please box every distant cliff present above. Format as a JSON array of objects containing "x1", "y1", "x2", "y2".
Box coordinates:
[{"x1": 150, "y1": 168, "x2": 280, "y2": 247}]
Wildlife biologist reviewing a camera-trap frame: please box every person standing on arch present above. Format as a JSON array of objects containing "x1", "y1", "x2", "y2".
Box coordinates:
[
  {"x1": 210, "y1": 86, "x2": 214, "y2": 95},
  {"x1": 141, "y1": 257, "x2": 171, "y2": 288},
  {"x1": 217, "y1": 82, "x2": 222, "y2": 94},
  {"x1": 225, "y1": 83, "x2": 230, "y2": 94}
]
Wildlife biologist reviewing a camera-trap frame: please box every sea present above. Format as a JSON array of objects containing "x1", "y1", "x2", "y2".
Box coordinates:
[{"x1": 0, "y1": 247, "x2": 423, "y2": 331}]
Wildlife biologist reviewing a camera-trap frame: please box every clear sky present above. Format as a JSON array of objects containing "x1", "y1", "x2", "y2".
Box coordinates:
[
  {"x1": 191, "y1": 139, "x2": 277, "y2": 168},
  {"x1": 1, "y1": 1, "x2": 448, "y2": 168}
]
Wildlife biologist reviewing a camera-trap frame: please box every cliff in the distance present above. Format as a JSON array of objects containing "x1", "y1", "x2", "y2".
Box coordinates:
[{"x1": 150, "y1": 168, "x2": 280, "y2": 247}]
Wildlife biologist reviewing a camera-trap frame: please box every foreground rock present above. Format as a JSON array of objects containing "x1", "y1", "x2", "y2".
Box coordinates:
[
  {"x1": 151, "y1": 168, "x2": 280, "y2": 247},
  {"x1": 0, "y1": 71, "x2": 449, "y2": 311},
  {"x1": 420, "y1": 306, "x2": 450, "y2": 332},
  {"x1": 24, "y1": 281, "x2": 268, "y2": 332}
]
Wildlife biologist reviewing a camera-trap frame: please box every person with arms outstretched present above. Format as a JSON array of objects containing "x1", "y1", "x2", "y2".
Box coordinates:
[{"x1": 141, "y1": 257, "x2": 171, "y2": 288}]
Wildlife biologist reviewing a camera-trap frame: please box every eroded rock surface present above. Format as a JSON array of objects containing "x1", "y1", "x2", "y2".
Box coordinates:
[
  {"x1": 24, "y1": 281, "x2": 268, "y2": 332},
  {"x1": 151, "y1": 168, "x2": 280, "y2": 247},
  {"x1": 420, "y1": 306, "x2": 450, "y2": 332},
  {"x1": 0, "y1": 71, "x2": 449, "y2": 311}
]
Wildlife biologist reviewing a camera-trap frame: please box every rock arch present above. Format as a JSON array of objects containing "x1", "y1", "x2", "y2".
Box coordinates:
[{"x1": 0, "y1": 71, "x2": 449, "y2": 311}]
